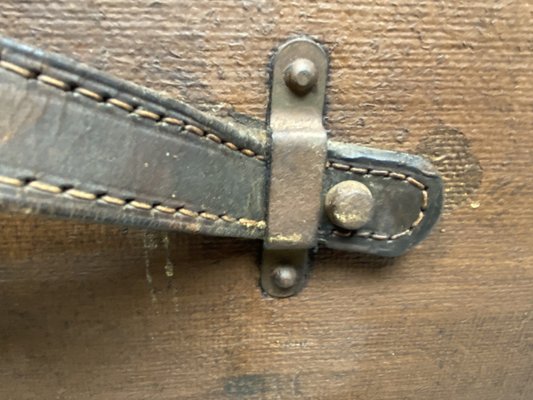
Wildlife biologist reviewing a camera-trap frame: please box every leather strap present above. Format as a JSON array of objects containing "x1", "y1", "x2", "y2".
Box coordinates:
[
  {"x1": 0, "y1": 37, "x2": 268, "y2": 240},
  {"x1": 324, "y1": 142, "x2": 443, "y2": 256},
  {"x1": 0, "y1": 37, "x2": 443, "y2": 256}
]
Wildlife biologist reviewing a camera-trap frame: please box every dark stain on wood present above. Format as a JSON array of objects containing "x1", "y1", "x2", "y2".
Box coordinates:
[
  {"x1": 223, "y1": 373, "x2": 302, "y2": 398},
  {"x1": 416, "y1": 126, "x2": 483, "y2": 211}
]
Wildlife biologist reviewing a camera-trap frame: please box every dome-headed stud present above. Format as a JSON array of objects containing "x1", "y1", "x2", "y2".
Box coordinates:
[
  {"x1": 284, "y1": 58, "x2": 318, "y2": 95},
  {"x1": 272, "y1": 266, "x2": 298, "y2": 289},
  {"x1": 325, "y1": 180, "x2": 375, "y2": 230}
]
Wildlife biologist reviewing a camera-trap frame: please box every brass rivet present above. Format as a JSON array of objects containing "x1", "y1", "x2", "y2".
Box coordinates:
[
  {"x1": 284, "y1": 58, "x2": 318, "y2": 95},
  {"x1": 272, "y1": 266, "x2": 298, "y2": 289},
  {"x1": 325, "y1": 180, "x2": 375, "y2": 230}
]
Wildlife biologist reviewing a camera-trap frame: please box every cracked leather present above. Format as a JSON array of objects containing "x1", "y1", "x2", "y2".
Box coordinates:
[{"x1": 0, "y1": 38, "x2": 443, "y2": 256}]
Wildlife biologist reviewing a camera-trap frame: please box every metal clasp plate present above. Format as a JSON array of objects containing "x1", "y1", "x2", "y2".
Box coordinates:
[{"x1": 261, "y1": 37, "x2": 328, "y2": 297}]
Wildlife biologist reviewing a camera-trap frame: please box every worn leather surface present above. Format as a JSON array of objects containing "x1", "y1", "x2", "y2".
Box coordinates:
[
  {"x1": 324, "y1": 142, "x2": 443, "y2": 256},
  {"x1": 0, "y1": 38, "x2": 268, "y2": 240},
  {"x1": 0, "y1": 37, "x2": 443, "y2": 256}
]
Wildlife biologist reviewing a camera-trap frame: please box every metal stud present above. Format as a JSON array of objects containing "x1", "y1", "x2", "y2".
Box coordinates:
[
  {"x1": 284, "y1": 58, "x2": 318, "y2": 95},
  {"x1": 272, "y1": 266, "x2": 298, "y2": 289},
  {"x1": 325, "y1": 180, "x2": 375, "y2": 230}
]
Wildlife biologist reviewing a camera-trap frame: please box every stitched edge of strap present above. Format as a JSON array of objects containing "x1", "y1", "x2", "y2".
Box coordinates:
[
  {"x1": 327, "y1": 161, "x2": 429, "y2": 241},
  {"x1": 0, "y1": 175, "x2": 267, "y2": 230},
  {"x1": 0, "y1": 59, "x2": 266, "y2": 162},
  {"x1": 0, "y1": 57, "x2": 431, "y2": 240}
]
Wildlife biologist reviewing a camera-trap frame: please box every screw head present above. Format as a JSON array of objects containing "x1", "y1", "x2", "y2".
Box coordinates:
[
  {"x1": 284, "y1": 58, "x2": 318, "y2": 95},
  {"x1": 325, "y1": 180, "x2": 375, "y2": 230},
  {"x1": 272, "y1": 266, "x2": 298, "y2": 289}
]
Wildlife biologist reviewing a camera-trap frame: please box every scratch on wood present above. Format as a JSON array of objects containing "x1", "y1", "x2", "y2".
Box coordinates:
[
  {"x1": 143, "y1": 231, "x2": 158, "y2": 302},
  {"x1": 163, "y1": 232, "x2": 174, "y2": 278}
]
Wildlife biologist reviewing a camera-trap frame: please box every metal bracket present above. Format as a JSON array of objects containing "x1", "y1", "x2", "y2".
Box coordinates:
[{"x1": 261, "y1": 37, "x2": 328, "y2": 297}]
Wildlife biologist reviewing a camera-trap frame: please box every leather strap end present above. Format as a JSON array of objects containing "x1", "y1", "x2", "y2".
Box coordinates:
[{"x1": 321, "y1": 141, "x2": 443, "y2": 256}]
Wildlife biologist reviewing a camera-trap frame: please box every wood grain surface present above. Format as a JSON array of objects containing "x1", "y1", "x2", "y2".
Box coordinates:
[{"x1": 0, "y1": 1, "x2": 532, "y2": 399}]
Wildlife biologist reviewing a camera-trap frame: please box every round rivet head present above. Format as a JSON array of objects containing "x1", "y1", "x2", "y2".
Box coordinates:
[
  {"x1": 325, "y1": 180, "x2": 375, "y2": 230},
  {"x1": 284, "y1": 58, "x2": 318, "y2": 95},
  {"x1": 272, "y1": 266, "x2": 298, "y2": 289}
]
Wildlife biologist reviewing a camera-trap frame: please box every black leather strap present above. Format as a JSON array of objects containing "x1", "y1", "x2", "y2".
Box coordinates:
[
  {"x1": 323, "y1": 142, "x2": 443, "y2": 256},
  {"x1": 0, "y1": 37, "x2": 268, "y2": 239},
  {"x1": 0, "y1": 37, "x2": 443, "y2": 256}
]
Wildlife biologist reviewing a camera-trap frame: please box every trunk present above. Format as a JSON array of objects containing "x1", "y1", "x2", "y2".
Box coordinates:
[{"x1": 0, "y1": 1, "x2": 531, "y2": 399}]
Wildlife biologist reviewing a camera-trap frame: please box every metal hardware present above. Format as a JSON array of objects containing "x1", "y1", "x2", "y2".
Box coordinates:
[
  {"x1": 325, "y1": 180, "x2": 375, "y2": 230},
  {"x1": 0, "y1": 37, "x2": 445, "y2": 298},
  {"x1": 261, "y1": 37, "x2": 328, "y2": 297},
  {"x1": 272, "y1": 266, "x2": 298, "y2": 289},
  {"x1": 284, "y1": 58, "x2": 318, "y2": 95},
  {"x1": 262, "y1": 250, "x2": 308, "y2": 297},
  {"x1": 265, "y1": 38, "x2": 328, "y2": 249},
  {"x1": 261, "y1": 253, "x2": 307, "y2": 297}
]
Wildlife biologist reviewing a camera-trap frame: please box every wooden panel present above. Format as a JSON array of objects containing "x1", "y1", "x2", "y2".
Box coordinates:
[{"x1": 0, "y1": 1, "x2": 532, "y2": 399}]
